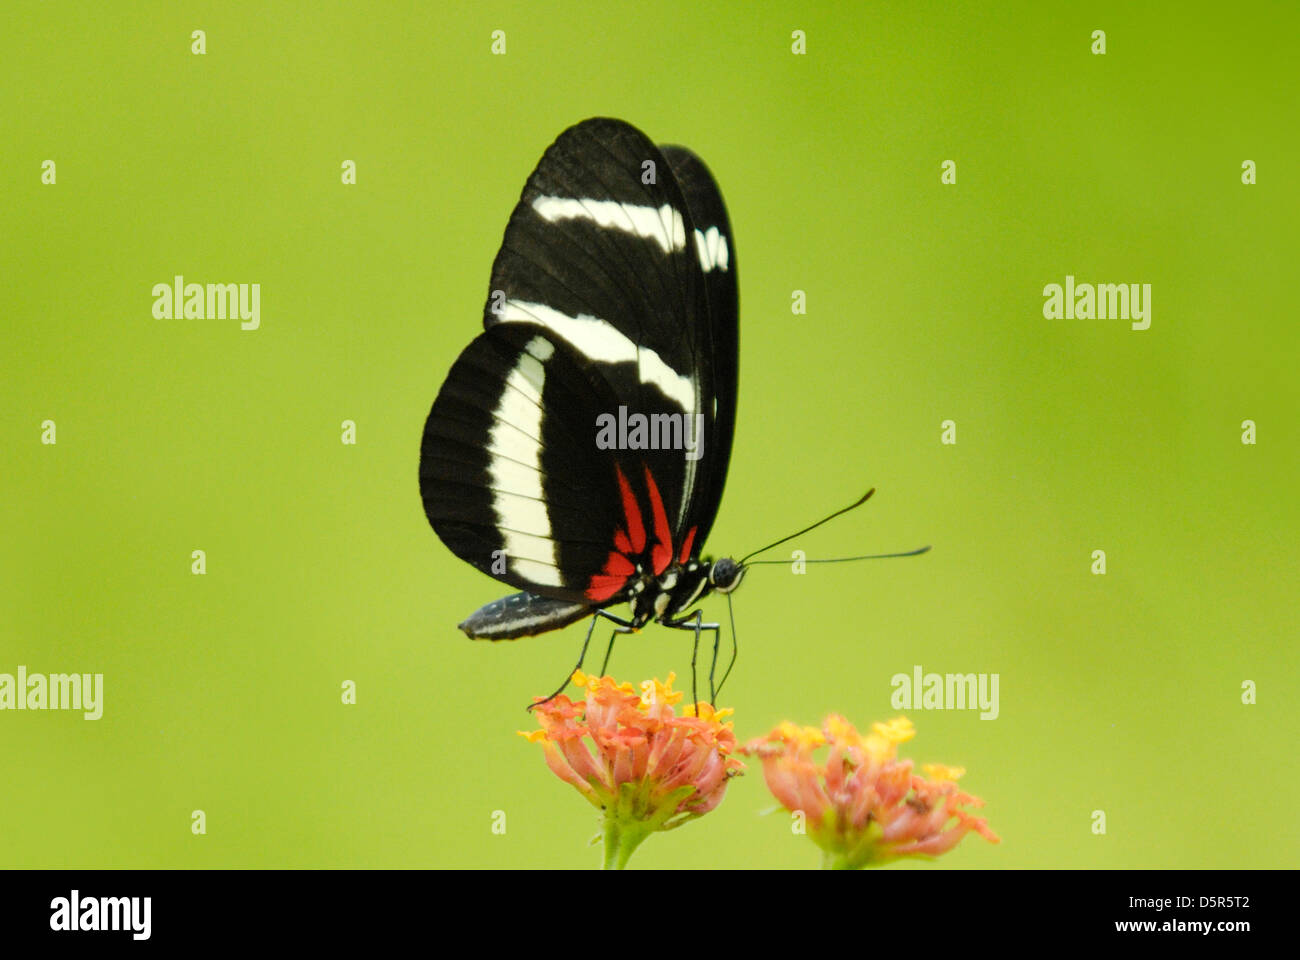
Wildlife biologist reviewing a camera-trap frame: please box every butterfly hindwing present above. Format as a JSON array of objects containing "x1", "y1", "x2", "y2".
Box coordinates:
[
  {"x1": 420, "y1": 323, "x2": 625, "y2": 604},
  {"x1": 659, "y1": 143, "x2": 738, "y2": 552}
]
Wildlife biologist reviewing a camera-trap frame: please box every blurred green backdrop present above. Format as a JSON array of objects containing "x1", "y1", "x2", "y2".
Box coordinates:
[{"x1": 2, "y1": 1, "x2": 1296, "y2": 869}]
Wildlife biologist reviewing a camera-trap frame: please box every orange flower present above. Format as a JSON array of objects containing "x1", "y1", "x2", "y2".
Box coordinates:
[
  {"x1": 521, "y1": 671, "x2": 743, "y2": 868},
  {"x1": 741, "y1": 715, "x2": 998, "y2": 869}
]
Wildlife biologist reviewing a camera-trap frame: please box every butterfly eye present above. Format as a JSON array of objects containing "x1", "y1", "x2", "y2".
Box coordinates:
[{"x1": 709, "y1": 557, "x2": 744, "y2": 593}]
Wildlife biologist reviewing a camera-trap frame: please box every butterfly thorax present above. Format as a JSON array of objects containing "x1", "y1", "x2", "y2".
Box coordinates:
[{"x1": 625, "y1": 555, "x2": 744, "y2": 628}]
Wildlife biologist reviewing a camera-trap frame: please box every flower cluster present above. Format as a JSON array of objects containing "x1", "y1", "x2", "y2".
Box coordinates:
[
  {"x1": 521, "y1": 671, "x2": 742, "y2": 868},
  {"x1": 742, "y1": 714, "x2": 999, "y2": 868}
]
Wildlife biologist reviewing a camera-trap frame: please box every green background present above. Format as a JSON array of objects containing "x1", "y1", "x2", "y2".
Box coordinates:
[{"x1": 3, "y1": 1, "x2": 1296, "y2": 869}]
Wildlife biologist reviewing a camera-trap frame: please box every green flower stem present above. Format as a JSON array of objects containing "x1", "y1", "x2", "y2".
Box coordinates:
[
  {"x1": 826, "y1": 851, "x2": 868, "y2": 870},
  {"x1": 603, "y1": 817, "x2": 653, "y2": 870},
  {"x1": 819, "y1": 819, "x2": 889, "y2": 869},
  {"x1": 598, "y1": 782, "x2": 698, "y2": 869}
]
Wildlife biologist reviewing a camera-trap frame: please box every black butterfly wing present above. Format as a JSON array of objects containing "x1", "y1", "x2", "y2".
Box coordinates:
[
  {"x1": 420, "y1": 118, "x2": 737, "y2": 615},
  {"x1": 659, "y1": 143, "x2": 738, "y2": 554},
  {"x1": 420, "y1": 322, "x2": 625, "y2": 605}
]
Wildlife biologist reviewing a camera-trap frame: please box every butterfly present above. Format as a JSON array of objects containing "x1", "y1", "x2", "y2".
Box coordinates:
[
  {"x1": 418, "y1": 117, "x2": 744, "y2": 703},
  {"x1": 418, "y1": 118, "x2": 926, "y2": 706}
]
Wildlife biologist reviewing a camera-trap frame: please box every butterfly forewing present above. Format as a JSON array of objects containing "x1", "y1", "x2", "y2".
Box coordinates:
[{"x1": 420, "y1": 118, "x2": 738, "y2": 627}]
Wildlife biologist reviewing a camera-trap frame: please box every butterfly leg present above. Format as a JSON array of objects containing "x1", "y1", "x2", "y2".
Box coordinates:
[
  {"x1": 598, "y1": 629, "x2": 619, "y2": 676},
  {"x1": 528, "y1": 609, "x2": 637, "y2": 711},
  {"x1": 527, "y1": 613, "x2": 601, "y2": 711},
  {"x1": 666, "y1": 611, "x2": 720, "y2": 708},
  {"x1": 707, "y1": 617, "x2": 723, "y2": 702},
  {"x1": 690, "y1": 617, "x2": 700, "y2": 708},
  {"x1": 596, "y1": 608, "x2": 640, "y2": 677}
]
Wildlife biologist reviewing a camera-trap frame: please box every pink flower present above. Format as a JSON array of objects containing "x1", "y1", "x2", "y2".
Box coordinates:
[
  {"x1": 742, "y1": 715, "x2": 998, "y2": 868},
  {"x1": 521, "y1": 671, "x2": 742, "y2": 868}
]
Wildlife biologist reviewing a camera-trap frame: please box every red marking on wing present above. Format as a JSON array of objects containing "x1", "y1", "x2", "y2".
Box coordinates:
[
  {"x1": 586, "y1": 551, "x2": 635, "y2": 603},
  {"x1": 585, "y1": 577, "x2": 626, "y2": 602},
  {"x1": 603, "y1": 551, "x2": 635, "y2": 577},
  {"x1": 615, "y1": 463, "x2": 646, "y2": 554},
  {"x1": 678, "y1": 526, "x2": 697, "y2": 565},
  {"x1": 613, "y1": 528, "x2": 632, "y2": 554},
  {"x1": 643, "y1": 465, "x2": 674, "y2": 575}
]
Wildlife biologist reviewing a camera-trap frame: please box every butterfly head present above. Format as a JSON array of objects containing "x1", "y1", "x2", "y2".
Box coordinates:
[{"x1": 708, "y1": 556, "x2": 746, "y2": 594}]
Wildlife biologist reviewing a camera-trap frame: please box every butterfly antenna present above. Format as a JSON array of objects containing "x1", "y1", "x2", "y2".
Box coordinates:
[
  {"x1": 738, "y1": 488, "x2": 876, "y2": 564},
  {"x1": 712, "y1": 592, "x2": 739, "y2": 700},
  {"x1": 744, "y1": 545, "x2": 931, "y2": 564}
]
